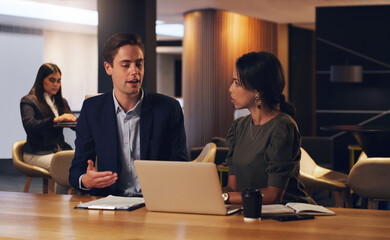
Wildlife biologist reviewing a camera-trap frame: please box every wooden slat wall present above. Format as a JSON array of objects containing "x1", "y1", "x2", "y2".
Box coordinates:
[
  {"x1": 277, "y1": 24, "x2": 289, "y2": 99},
  {"x1": 183, "y1": 9, "x2": 278, "y2": 151}
]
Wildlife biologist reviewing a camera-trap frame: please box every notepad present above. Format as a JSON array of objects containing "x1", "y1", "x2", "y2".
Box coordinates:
[
  {"x1": 261, "y1": 202, "x2": 335, "y2": 217},
  {"x1": 75, "y1": 195, "x2": 145, "y2": 211}
]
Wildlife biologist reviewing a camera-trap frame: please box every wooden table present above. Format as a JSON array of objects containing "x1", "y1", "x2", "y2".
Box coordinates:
[{"x1": 1, "y1": 191, "x2": 390, "y2": 239}]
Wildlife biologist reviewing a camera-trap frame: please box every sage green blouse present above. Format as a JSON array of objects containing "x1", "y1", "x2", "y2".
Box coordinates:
[{"x1": 226, "y1": 113, "x2": 314, "y2": 204}]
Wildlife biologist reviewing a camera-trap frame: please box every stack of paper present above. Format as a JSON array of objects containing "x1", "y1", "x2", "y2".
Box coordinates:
[{"x1": 75, "y1": 195, "x2": 145, "y2": 211}]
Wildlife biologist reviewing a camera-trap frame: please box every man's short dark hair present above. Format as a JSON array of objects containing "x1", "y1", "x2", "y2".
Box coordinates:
[{"x1": 103, "y1": 32, "x2": 145, "y2": 65}]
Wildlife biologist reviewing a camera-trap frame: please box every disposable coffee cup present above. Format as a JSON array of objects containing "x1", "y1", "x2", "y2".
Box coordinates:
[{"x1": 241, "y1": 189, "x2": 262, "y2": 222}]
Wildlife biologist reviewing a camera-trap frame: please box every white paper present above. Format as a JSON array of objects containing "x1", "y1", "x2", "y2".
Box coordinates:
[{"x1": 77, "y1": 195, "x2": 145, "y2": 210}]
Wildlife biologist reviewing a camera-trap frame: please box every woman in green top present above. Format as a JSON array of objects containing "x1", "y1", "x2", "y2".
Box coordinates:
[{"x1": 224, "y1": 52, "x2": 314, "y2": 205}]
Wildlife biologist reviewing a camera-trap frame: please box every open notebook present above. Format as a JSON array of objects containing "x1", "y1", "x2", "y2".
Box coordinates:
[
  {"x1": 262, "y1": 202, "x2": 336, "y2": 217},
  {"x1": 134, "y1": 160, "x2": 242, "y2": 215}
]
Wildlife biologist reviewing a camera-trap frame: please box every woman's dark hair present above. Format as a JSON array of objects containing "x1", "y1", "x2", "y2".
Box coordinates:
[
  {"x1": 29, "y1": 63, "x2": 70, "y2": 117},
  {"x1": 103, "y1": 32, "x2": 145, "y2": 66},
  {"x1": 235, "y1": 51, "x2": 295, "y2": 116}
]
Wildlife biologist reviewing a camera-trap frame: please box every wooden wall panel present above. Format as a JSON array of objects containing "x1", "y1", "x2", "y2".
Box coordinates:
[
  {"x1": 278, "y1": 24, "x2": 289, "y2": 99},
  {"x1": 183, "y1": 9, "x2": 278, "y2": 151}
]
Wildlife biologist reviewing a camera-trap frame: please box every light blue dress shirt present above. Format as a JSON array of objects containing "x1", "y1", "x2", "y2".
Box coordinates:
[{"x1": 113, "y1": 90, "x2": 144, "y2": 197}]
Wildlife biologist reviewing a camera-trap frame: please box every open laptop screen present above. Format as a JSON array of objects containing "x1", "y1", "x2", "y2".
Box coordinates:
[{"x1": 134, "y1": 160, "x2": 241, "y2": 215}]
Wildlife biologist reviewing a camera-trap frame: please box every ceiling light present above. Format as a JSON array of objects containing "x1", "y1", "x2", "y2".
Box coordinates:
[
  {"x1": 156, "y1": 24, "x2": 184, "y2": 38},
  {"x1": 156, "y1": 20, "x2": 165, "y2": 25},
  {"x1": 0, "y1": 0, "x2": 97, "y2": 26}
]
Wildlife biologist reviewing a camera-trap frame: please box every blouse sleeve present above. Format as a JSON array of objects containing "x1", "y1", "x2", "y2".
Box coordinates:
[
  {"x1": 226, "y1": 118, "x2": 240, "y2": 175},
  {"x1": 264, "y1": 121, "x2": 300, "y2": 189}
]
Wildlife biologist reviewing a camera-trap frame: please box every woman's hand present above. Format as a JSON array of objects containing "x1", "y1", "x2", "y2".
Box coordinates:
[
  {"x1": 224, "y1": 175, "x2": 285, "y2": 204},
  {"x1": 54, "y1": 113, "x2": 77, "y2": 122},
  {"x1": 224, "y1": 175, "x2": 242, "y2": 204}
]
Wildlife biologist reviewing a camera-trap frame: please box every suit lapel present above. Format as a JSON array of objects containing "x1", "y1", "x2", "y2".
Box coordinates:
[{"x1": 102, "y1": 94, "x2": 119, "y2": 171}]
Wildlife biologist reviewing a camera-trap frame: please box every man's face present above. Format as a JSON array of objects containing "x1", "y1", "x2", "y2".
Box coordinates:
[{"x1": 104, "y1": 44, "x2": 144, "y2": 98}]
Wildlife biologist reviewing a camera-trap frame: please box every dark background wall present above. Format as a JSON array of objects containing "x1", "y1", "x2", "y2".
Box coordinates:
[
  {"x1": 97, "y1": 0, "x2": 156, "y2": 93},
  {"x1": 288, "y1": 25, "x2": 316, "y2": 137},
  {"x1": 316, "y1": 5, "x2": 390, "y2": 130},
  {"x1": 289, "y1": 5, "x2": 390, "y2": 172}
]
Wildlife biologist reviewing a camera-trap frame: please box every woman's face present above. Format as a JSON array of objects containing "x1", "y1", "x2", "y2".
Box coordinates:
[
  {"x1": 43, "y1": 72, "x2": 61, "y2": 97},
  {"x1": 229, "y1": 68, "x2": 257, "y2": 110}
]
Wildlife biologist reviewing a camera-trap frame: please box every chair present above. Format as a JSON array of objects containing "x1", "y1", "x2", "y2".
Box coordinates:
[
  {"x1": 192, "y1": 142, "x2": 217, "y2": 163},
  {"x1": 85, "y1": 93, "x2": 102, "y2": 100},
  {"x1": 191, "y1": 137, "x2": 228, "y2": 165},
  {"x1": 50, "y1": 150, "x2": 76, "y2": 194},
  {"x1": 299, "y1": 148, "x2": 351, "y2": 207},
  {"x1": 348, "y1": 152, "x2": 390, "y2": 209},
  {"x1": 12, "y1": 140, "x2": 53, "y2": 193}
]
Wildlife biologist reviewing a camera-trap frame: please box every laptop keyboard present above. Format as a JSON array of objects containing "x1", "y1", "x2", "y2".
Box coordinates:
[{"x1": 226, "y1": 204, "x2": 243, "y2": 214}]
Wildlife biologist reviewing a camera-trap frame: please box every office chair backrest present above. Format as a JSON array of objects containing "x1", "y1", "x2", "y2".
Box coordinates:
[
  {"x1": 193, "y1": 142, "x2": 217, "y2": 163},
  {"x1": 348, "y1": 156, "x2": 390, "y2": 200},
  {"x1": 300, "y1": 148, "x2": 317, "y2": 175},
  {"x1": 50, "y1": 150, "x2": 75, "y2": 187}
]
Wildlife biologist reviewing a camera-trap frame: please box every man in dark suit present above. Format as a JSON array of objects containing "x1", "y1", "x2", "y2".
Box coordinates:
[{"x1": 69, "y1": 32, "x2": 188, "y2": 196}]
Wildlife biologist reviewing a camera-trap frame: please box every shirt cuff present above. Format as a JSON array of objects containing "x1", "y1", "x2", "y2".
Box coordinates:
[{"x1": 79, "y1": 174, "x2": 90, "y2": 191}]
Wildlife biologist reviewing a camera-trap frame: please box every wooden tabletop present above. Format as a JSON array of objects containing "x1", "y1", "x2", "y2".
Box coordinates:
[{"x1": 1, "y1": 191, "x2": 390, "y2": 239}]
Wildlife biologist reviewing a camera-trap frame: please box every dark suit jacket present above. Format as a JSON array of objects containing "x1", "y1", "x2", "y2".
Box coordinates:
[
  {"x1": 69, "y1": 91, "x2": 188, "y2": 196},
  {"x1": 20, "y1": 94, "x2": 72, "y2": 154}
]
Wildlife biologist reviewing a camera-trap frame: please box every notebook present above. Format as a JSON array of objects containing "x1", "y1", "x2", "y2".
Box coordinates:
[{"x1": 134, "y1": 160, "x2": 242, "y2": 215}]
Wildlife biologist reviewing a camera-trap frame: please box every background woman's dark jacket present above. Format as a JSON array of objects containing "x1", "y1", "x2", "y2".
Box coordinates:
[{"x1": 20, "y1": 94, "x2": 72, "y2": 155}]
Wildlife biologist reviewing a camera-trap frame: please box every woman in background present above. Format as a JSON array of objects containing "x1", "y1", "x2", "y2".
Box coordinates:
[
  {"x1": 223, "y1": 52, "x2": 314, "y2": 205},
  {"x1": 20, "y1": 63, "x2": 76, "y2": 192}
]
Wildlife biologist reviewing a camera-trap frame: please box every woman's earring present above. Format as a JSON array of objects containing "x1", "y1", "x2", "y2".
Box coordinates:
[{"x1": 255, "y1": 95, "x2": 261, "y2": 109}]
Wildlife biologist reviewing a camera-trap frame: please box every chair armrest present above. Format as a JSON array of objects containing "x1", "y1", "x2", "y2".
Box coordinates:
[{"x1": 300, "y1": 171, "x2": 347, "y2": 191}]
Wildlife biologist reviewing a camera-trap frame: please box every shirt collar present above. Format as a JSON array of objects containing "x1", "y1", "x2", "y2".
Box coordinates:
[
  {"x1": 113, "y1": 89, "x2": 144, "y2": 116},
  {"x1": 43, "y1": 92, "x2": 55, "y2": 104}
]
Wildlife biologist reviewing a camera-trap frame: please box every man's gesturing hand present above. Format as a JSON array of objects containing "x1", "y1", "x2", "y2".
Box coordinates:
[{"x1": 81, "y1": 160, "x2": 118, "y2": 189}]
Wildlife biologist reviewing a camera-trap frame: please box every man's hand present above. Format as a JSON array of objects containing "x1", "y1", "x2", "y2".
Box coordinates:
[{"x1": 81, "y1": 160, "x2": 118, "y2": 189}]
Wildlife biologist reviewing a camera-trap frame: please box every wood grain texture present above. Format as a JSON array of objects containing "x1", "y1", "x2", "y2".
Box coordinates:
[
  {"x1": 1, "y1": 191, "x2": 390, "y2": 239},
  {"x1": 183, "y1": 9, "x2": 278, "y2": 150}
]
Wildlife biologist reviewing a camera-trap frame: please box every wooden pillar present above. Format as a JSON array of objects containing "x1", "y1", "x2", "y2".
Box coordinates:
[
  {"x1": 278, "y1": 24, "x2": 289, "y2": 99},
  {"x1": 97, "y1": 0, "x2": 156, "y2": 93},
  {"x1": 183, "y1": 9, "x2": 278, "y2": 150}
]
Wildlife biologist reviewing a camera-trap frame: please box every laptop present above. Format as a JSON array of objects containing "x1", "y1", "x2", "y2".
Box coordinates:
[
  {"x1": 134, "y1": 160, "x2": 242, "y2": 215},
  {"x1": 55, "y1": 120, "x2": 77, "y2": 127}
]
